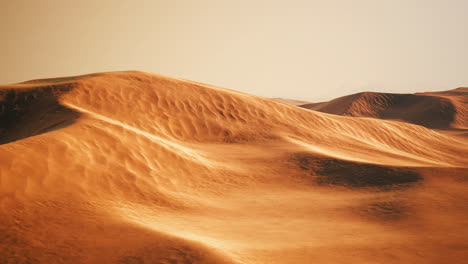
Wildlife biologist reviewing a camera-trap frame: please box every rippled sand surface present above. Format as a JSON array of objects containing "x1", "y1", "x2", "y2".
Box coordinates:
[{"x1": 1, "y1": 71, "x2": 467, "y2": 264}]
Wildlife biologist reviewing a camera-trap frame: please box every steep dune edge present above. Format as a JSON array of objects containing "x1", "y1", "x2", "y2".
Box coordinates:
[
  {"x1": 0, "y1": 71, "x2": 467, "y2": 264},
  {"x1": 300, "y1": 89, "x2": 468, "y2": 130},
  {"x1": 0, "y1": 82, "x2": 80, "y2": 144}
]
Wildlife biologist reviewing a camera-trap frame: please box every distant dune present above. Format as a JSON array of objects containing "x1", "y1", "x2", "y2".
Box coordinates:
[
  {"x1": 1, "y1": 71, "x2": 467, "y2": 264},
  {"x1": 300, "y1": 88, "x2": 468, "y2": 130}
]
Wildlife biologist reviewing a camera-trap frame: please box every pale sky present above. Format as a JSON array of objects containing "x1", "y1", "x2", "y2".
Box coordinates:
[{"x1": 1, "y1": 0, "x2": 467, "y2": 101}]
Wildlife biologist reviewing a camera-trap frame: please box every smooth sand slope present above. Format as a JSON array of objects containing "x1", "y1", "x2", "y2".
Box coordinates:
[
  {"x1": 272, "y1": 98, "x2": 311, "y2": 106},
  {"x1": 0, "y1": 71, "x2": 467, "y2": 264}
]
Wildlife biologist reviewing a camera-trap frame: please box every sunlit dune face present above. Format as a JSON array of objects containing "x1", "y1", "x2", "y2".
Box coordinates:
[{"x1": 0, "y1": 71, "x2": 467, "y2": 264}]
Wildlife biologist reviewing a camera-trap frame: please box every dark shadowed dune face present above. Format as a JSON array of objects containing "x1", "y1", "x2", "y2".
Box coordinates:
[
  {"x1": 0, "y1": 71, "x2": 467, "y2": 264},
  {"x1": 0, "y1": 84, "x2": 80, "y2": 144},
  {"x1": 291, "y1": 153, "x2": 422, "y2": 189}
]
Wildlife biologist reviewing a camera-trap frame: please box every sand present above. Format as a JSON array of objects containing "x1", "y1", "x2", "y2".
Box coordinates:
[
  {"x1": 272, "y1": 98, "x2": 311, "y2": 106},
  {"x1": 300, "y1": 89, "x2": 468, "y2": 130},
  {"x1": 0, "y1": 71, "x2": 467, "y2": 264}
]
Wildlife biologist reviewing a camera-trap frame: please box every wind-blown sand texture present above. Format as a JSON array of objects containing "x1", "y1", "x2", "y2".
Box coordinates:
[{"x1": 1, "y1": 71, "x2": 467, "y2": 264}]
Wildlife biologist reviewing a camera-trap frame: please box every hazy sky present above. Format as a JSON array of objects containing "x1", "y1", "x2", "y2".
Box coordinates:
[{"x1": 1, "y1": 0, "x2": 467, "y2": 101}]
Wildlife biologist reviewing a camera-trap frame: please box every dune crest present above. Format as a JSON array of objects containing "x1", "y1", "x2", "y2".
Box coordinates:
[{"x1": 1, "y1": 71, "x2": 467, "y2": 264}]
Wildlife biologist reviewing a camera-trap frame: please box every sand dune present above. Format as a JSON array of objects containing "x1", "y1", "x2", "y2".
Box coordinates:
[
  {"x1": 1, "y1": 71, "x2": 467, "y2": 264},
  {"x1": 272, "y1": 98, "x2": 311, "y2": 106},
  {"x1": 300, "y1": 89, "x2": 468, "y2": 130}
]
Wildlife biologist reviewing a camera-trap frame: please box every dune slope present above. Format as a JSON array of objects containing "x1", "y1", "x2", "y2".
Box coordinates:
[
  {"x1": 1, "y1": 71, "x2": 467, "y2": 264},
  {"x1": 272, "y1": 98, "x2": 311, "y2": 106},
  {"x1": 300, "y1": 89, "x2": 468, "y2": 130}
]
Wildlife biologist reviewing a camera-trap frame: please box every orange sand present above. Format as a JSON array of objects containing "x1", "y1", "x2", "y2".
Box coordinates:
[
  {"x1": 300, "y1": 89, "x2": 468, "y2": 130},
  {"x1": 0, "y1": 71, "x2": 467, "y2": 264}
]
